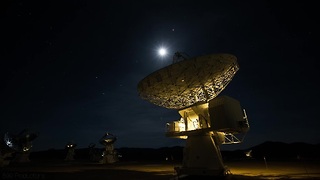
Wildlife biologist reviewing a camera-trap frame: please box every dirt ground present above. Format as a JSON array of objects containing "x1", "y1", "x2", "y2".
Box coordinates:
[{"x1": 1, "y1": 160, "x2": 320, "y2": 180}]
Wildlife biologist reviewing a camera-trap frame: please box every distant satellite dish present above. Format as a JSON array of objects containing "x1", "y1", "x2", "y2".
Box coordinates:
[
  {"x1": 0, "y1": 134, "x2": 16, "y2": 167},
  {"x1": 65, "y1": 142, "x2": 77, "y2": 149},
  {"x1": 65, "y1": 142, "x2": 77, "y2": 161},
  {"x1": 99, "y1": 132, "x2": 118, "y2": 164},
  {"x1": 4, "y1": 129, "x2": 38, "y2": 152},
  {"x1": 4, "y1": 133, "x2": 17, "y2": 150},
  {"x1": 99, "y1": 132, "x2": 117, "y2": 146},
  {"x1": 3, "y1": 129, "x2": 38, "y2": 163}
]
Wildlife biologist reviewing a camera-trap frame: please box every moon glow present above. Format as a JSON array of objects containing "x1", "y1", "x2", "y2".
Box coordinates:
[{"x1": 158, "y1": 47, "x2": 167, "y2": 57}]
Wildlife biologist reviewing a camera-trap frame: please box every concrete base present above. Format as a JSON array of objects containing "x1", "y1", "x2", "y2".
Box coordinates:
[{"x1": 175, "y1": 133, "x2": 227, "y2": 176}]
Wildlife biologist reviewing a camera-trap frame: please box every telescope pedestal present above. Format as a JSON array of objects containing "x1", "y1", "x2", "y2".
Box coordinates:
[
  {"x1": 64, "y1": 148, "x2": 75, "y2": 161},
  {"x1": 175, "y1": 133, "x2": 227, "y2": 176},
  {"x1": 99, "y1": 144, "x2": 118, "y2": 164},
  {"x1": 13, "y1": 152, "x2": 30, "y2": 163}
]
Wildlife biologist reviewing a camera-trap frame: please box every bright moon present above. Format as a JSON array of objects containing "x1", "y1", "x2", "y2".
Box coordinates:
[{"x1": 158, "y1": 47, "x2": 167, "y2": 56}]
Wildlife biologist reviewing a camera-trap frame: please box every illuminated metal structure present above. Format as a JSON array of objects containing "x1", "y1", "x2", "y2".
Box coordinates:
[
  {"x1": 138, "y1": 53, "x2": 249, "y2": 176},
  {"x1": 99, "y1": 132, "x2": 118, "y2": 164}
]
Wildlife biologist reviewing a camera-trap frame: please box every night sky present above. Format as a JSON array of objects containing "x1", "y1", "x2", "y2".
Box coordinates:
[{"x1": 1, "y1": 0, "x2": 318, "y2": 152}]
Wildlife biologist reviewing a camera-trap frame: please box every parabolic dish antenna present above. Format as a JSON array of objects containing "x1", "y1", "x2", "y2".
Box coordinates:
[
  {"x1": 65, "y1": 142, "x2": 77, "y2": 161},
  {"x1": 99, "y1": 132, "x2": 117, "y2": 146},
  {"x1": 4, "y1": 129, "x2": 38, "y2": 152},
  {"x1": 99, "y1": 132, "x2": 118, "y2": 164},
  {"x1": 137, "y1": 54, "x2": 239, "y2": 109},
  {"x1": 3, "y1": 129, "x2": 38, "y2": 163}
]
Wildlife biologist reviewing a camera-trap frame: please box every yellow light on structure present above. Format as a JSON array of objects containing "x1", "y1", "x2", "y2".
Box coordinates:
[
  {"x1": 178, "y1": 118, "x2": 186, "y2": 132},
  {"x1": 191, "y1": 119, "x2": 200, "y2": 129},
  {"x1": 23, "y1": 147, "x2": 30, "y2": 152}
]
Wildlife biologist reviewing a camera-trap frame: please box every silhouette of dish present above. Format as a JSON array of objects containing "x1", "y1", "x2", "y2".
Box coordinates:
[{"x1": 100, "y1": 133, "x2": 117, "y2": 146}]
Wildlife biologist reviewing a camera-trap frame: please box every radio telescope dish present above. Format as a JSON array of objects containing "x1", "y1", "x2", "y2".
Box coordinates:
[
  {"x1": 138, "y1": 52, "x2": 249, "y2": 177},
  {"x1": 4, "y1": 129, "x2": 38, "y2": 153},
  {"x1": 65, "y1": 142, "x2": 77, "y2": 149},
  {"x1": 65, "y1": 142, "x2": 77, "y2": 161},
  {"x1": 99, "y1": 132, "x2": 118, "y2": 164},
  {"x1": 3, "y1": 129, "x2": 38, "y2": 163},
  {"x1": 99, "y1": 132, "x2": 117, "y2": 146},
  {"x1": 138, "y1": 53, "x2": 238, "y2": 110},
  {"x1": 1, "y1": 134, "x2": 15, "y2": 167}
]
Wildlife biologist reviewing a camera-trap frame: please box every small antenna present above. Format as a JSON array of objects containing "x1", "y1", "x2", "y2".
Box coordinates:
[{"x1": 172, "y1": 52, "x2": 189, "y2": 63}]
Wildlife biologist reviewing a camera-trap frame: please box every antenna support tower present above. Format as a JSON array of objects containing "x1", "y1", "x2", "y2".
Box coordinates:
[
  {"x1": 99, "y1": 132, "x2": 118, "y2": 164},
  {"x1": 138, "y1": 53, "x2": 250, "y2": 177},
  {"x1": 65, "y1": 142, "x2": 77, "y2": 161}
]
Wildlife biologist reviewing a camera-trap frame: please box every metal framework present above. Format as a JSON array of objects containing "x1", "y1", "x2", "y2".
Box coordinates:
[
  {"x1": 137, "y1": 53, "x2": 249, "y2": 177},
  {"x1": 138, "y1": 54, "x2": 239, "y2": 109}
]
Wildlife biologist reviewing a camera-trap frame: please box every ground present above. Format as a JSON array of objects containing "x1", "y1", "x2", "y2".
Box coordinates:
[{"x1": 1, "y1": 159, "x2": 320, "y2": 179}]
